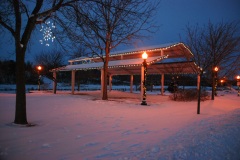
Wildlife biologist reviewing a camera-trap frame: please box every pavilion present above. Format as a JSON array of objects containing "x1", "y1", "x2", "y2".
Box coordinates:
[{"x1": 51, "y1": 42, "x2": 202, "y2": 99}]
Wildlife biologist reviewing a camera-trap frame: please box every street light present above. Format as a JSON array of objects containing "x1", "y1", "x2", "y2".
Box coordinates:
[
  {"x1": 237, "y1": 75, "x2": 240, "y2": 96},
  {"x1": 212, "y1": 66, "x2": 219, "y2": 100},
  {"x1": 220, "y1": 79, "x2": 224, "y2": 86},
  {"x1": 37, "y1": 65, "x2": 42, "y2": 91},
  {"x1": 141, "y1": 52, "x2": 148, "y2": 105}
]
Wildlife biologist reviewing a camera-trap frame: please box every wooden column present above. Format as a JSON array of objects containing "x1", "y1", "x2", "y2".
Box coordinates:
[
  {"x1": 130, "y1": 75, "x2": 133, "y2": 93},
  {"x1": 109, "y1": 75, "x2": 112, "y2": 91},
  {"x1": 101, "y1": 69, "x2": 104, "y2": 97},
  {"x1": 197, "y1": 74, "x2": 200, "y2": 90},
  {"x1": 53, "y1": 71, "x2": 57, "y2": 94},
  {"x1": 161, "y1": 74, "x2": 164, "y2": 95},
  {"x1": 71, "y1": 70, "x2": 76, "y2": 95}
]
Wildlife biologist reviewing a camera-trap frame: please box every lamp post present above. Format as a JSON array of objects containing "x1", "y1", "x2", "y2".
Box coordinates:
[
  {"x1": 220, "y1": 79, "x2": 224, "y2": 86},
  {"x1": 212, "y1": 66, "x2": 219, "y2": 100},
  {"x1": 237, "y1": 75, "x2": 240, "y2": 96},
  {"x1": 37, "y1": 65, "x2": 42, "y2": 91},
  {"x1": 141, "y1": 52, "x2": 148, "y2": 105},
  {"x1": 214, "y1": 66, "x2": 219, "y2": 96}
]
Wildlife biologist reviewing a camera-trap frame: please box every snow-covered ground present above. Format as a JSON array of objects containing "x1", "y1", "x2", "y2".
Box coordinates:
[{"x1": 0, "y1": 89, "x2": 240, "y2": 160}]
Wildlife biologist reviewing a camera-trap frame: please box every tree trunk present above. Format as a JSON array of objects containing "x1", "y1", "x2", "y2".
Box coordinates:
[
  {"x1": 53, "y1": 80, "x2": 57, "y2": 94},
  {"x1": 14, "y1": 48, "x2": 28, "y2": 124},
  {"x1": 102, "y1": 60, "x2": 108, "y2": 100},
  {"x1": 53, "y1": 72, "x2": 57, "y2": 94},
  {"x1": 102, "y1": 36, "x2": 110, "y2": 100}
]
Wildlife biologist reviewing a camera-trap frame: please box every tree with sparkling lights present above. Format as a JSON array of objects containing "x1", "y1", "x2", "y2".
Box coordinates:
[{"x1": 0, "y1": 0, "x2": 81, "y2": 125}]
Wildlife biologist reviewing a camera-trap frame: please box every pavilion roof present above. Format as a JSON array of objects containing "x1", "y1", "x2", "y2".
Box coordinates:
[{"x1": 51, "y1": 42, "x2": 201, "y2": 75}]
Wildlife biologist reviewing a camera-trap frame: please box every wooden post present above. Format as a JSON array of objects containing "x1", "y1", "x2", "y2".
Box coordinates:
[
  {"x1": 197, "y1": 74, "x2": 200, "y2": 90},
  {"x1": 53, "y1": 71, "x2": 57, "y2": 94},
  {"x1": 71, "y1": 70, "x2": 76, "y2": 95},
  {"x1": 161, "y1": 74, "x2": 164, "y2": 95},
  {"x1": 101, "y1": 69, "x2": 104, "y2": 97},
  {"x1": 109, "y1": 75, "x2": 112, "y2": 91},
  {"x1": 130, "y1": 75, "x2": 133, "y2": 93}
]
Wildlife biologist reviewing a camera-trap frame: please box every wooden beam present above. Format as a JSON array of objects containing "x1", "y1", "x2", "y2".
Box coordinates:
[
  {"x1": 161, "y1": 74, "x2": 164, "y2": 95},
  {"x1": 71, "y1": 70, "x2": 76, "y2": 95},
  {"x1": 101, "y1": 69, "x2": 104, "y2": 97},
  {"x1": 130, "y1": 75, "x2": 133, "y2": 93},
  {"x1": 109, "y1": 75, "x2": 112, "y2": 91}
]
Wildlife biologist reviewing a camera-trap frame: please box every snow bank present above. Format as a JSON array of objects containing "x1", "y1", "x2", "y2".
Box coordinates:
[{"x1": 0, "y1": 90, "x2": 239, "y2": 160}]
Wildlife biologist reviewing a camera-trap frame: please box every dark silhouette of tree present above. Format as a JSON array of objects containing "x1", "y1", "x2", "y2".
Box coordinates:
[
  {"x1": 0, "y1": 60, "x2": 39, "y2": 84},
  {"x1": 59, "y1": 0, "x2": 160, "y2": 100},
  {"x1": 34, "y1": 50, "x2": 66, "y2": 94},
  {"x1": 185, "y1": 21, "x2": 240, "y2": 100},
  {"x1": 0, "y1": 0, "x2": 81, "y2": 125},
  {"x1": 0, "y1": 60, "x2": 16, "y2": 83},
  {"x1": 34, "y1": 50, "x2": 64, "y2": 77}
]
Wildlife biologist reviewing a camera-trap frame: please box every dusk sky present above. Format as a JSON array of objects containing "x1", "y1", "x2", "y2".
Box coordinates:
[{"x1": 0, "y1": 0, "x2": 239, "y2": 63}]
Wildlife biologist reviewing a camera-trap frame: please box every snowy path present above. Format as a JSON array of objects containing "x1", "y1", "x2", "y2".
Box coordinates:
[
  {"x1": 137, "y1": 109, "x2": 240, "y2": 160},
  {"x1": 0, "y1": 91, "x2": 239, "y2": 160}
]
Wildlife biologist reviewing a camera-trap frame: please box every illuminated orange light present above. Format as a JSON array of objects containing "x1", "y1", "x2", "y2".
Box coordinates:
[
  {"x1": 37, "y1": 66, "x2": 42, "y2": 71},
  {"x1": 237, "y1": 75, "x2": 240, "y2": 80},
  {"x1": 142, "y1": 52, "x2": 148, "y2": 60},
  {"x1": 214, "y1": 66, "x2": 219, "y2": 72}
]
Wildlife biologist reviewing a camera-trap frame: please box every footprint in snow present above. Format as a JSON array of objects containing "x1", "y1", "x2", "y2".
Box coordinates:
[
  {"x1": 76, "y1": 135, "x2": 82, "y2": 139},
  {"x1": 42, "y1": 143, "x2": 51, "y2": 148},
  {"x1": 85, "y1": 142, "x2": 99, "y2": 147}
]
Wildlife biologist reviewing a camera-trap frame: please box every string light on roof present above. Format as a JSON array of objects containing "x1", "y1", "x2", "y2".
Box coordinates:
[{"x1": 39, "y1": 20, "x2": 56, "y2": 46}]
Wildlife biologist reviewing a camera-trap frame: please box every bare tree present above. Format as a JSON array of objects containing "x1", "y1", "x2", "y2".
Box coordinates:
[
  {"x1": 59, "y1": 0, "x2": 160, "y2": 100},
  {"x1": 185, "y1": 21, "x2": 240, "y2": 100},
  {"x1": 69, "y1": 45, "x2": 86, "y2": 59},
  {"x1": 34, "y1": 50, "x2": 65, "y2": 94},
  {"x1": 0, "y1": 0, "x2": 80, "y2": 125},
  {"x1": 34, "y1": 50, "x2": 64, "y2": 75}
]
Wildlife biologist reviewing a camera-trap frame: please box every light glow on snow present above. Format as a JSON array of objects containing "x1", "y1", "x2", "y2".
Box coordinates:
[{"x1": 0, "y1": 88, "x2": 239, "y2": 159}]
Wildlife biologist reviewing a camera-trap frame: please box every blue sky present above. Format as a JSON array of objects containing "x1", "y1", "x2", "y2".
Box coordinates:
[{"x1": 0, "y1": 0, "x2": 239, "y2": 63}]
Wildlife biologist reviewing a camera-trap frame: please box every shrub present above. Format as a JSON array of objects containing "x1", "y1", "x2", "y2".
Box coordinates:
[{"x1": 169, "y1": 89, "x2": 209, "y2": 101}]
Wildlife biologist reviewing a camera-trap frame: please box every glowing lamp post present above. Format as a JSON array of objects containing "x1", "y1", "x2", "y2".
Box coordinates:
[
  {"x1": 220, "y1": 79, "x2": 224, "y2": 86},
  {"x1": 37, "y1": 66, "x2": 42, "y2": 91},
  {"x1": 212, "y1": 66, "x2": 219, "y2": 100},
  {"x1": 141, "y1": 52, "x2": 148, "y2": 105},
  {"x1": 214, "y1": 67, "x2": 218, "y2": 95},
  {"x1": 237, "y1": 75, "x2": 240, "y2": 96}
]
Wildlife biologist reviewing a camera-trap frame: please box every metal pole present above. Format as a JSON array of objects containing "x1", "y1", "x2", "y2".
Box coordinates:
[
  {"x1": 38, "y1": 71, "x2": 40, "y2": 91},
  {"x1": 237, "y1": 76, "x2": 240, "y2": 96},
  {"x1": 141, "y1": 59, "x2": 147, "y2": 105},
  {"x1": 238, "y1": 85, "x2": 240, "y2": 96},
  {"x1": 215, "y1": 71, "x2": 218, "y2": 96},
  {"x1": 211, "y1": 71, "x2": 215, "y2": 100},
  {"x1": 197, "y1": 71, "x2": 202, "y2": 114}
]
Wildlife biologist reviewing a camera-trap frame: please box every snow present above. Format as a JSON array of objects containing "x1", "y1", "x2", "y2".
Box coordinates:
[
  {"x1": 64, "y1": 55, "x2": 167, "y2": 71},
  {"x1": 0, "y1": 89, "x2": 240, "y2": 160},
  {"x1": 109, "y1": 42, "x2": 179, "y2": 55}
]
